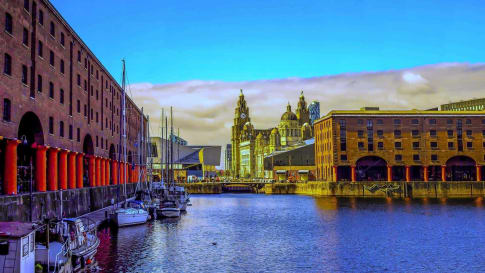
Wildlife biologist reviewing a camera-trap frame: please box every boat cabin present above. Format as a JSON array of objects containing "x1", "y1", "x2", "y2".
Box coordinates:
[{"x1": 0, "y1": 222, "x2": 36, "y2": 273}]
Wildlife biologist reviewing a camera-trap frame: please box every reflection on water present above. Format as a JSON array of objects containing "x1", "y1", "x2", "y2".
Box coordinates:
[{"x1": 96, "y1": 194, "x2": 485, "y2": 273}]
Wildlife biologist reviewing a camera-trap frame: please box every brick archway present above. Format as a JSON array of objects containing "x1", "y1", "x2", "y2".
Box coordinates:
[
  {"x1": 446, "y1": 156, "x2": 476, "y2": 181},
  {"x1": 356, "y1": 156, "x2": 387, "y2": 181}
]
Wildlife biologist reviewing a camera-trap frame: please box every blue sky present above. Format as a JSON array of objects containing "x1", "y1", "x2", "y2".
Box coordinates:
[{"x1": 51, "y1": 0, "x2": 485, "y2": 84}]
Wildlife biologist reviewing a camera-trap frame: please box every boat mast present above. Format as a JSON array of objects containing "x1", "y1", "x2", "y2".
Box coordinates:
[
  {"x1": 170, "y1": 106, "x2": 174, "y2": 187},
  {"x1": 160, "y1": 108, "x2": 164, "y2": 184},
  {"x1": 165, "y1": 115, "x2": 168, "y2": 187},
  {"x1": 122, "y1": 59, "x2": 127, "y2": 197}
]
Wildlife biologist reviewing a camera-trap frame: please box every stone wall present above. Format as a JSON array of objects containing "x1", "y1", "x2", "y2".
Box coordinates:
[{"x1": 0, "y1": 184, "x2": 137, "y2": 222}]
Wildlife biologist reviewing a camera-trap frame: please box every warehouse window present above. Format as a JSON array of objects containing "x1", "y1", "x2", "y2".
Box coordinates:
[
  {"x1": 411, "y1": 119, "x2": 419, "y2": 125},
  {"x1": 3, "y1": 54, "x2": 11, "y2": 76},
  {"x1": 77, "y1": 74, "x2": 80, "y2": 86},
  {"x1": 77, "y1": 50, "x2": 81, "y2": 62},
  {"x1": 412, "y1": 130, "x2": 419, "y2": 137},
  {"x1": 23, "y1": 28, "x2": 29, "y2": 46},
  {"x1": 395, "y1": 142, "x2": 402, "y2": 149},
  {"x1": 447, "y1": 119, "x2": 453, "y2": 125},
  {"x1": 24, "y1": 0, "x2": 30, "y2": 11},
  {"x1": 448, "y1": 142, "x2": 454, "y2": 149},
  {"x1": 376, "y1": 119, "x2": 383, "y2": 125},
  {"x1": 60, "y1": 59, "x2": 64, "y2": 74},
  {"x1": 5, "y1": 13, "x2": 12, "y2": 34},
  {"x1": 60, "y1": 89, "x2": 64, "y2": 104},
  {"x1": 393, "y1": 119, "x2": 401, "y2": 125},
  {"x1": 3, "y1": 99, "x2": 11, "y2": 122},
  {"x1": 38, "y1": 10, "x2": 44, "y2": 25},
  {"x1": 59, "y1": 121, "x2": 64, "y2": 137},
  {"x1": 448, "y1": 130, "x2": 454, "y2": 137},
  {"x1": 429, "y1": 119, "x2": 436, "y2": 125},
  {"x1": 22, "y1": 65, "x2": 28, "y2": 84},
  {"x1": 69, "y1": 125, "x2": 73, "y2": 140},
  {"x1": 430, "y1": 130, "x2": 436, "y2": 137},
  {"x1": 394, "y1": 130, "x2": 401, "y2": 138},
  {"x1": 412, "y1": 142, "x2": 419, "y2": 149},
  {"x1": 395, "y1": 154, "x2": 402, "y2": 161},
  {"x1": 60, "y1": 32, "x2": 65, "y2": 46},
  {"x1": 37, "y1": 75, "x2": 42, "y2": 92},
  {"x1": 413, "y1": 154, "x2": 420, "y2": 161},
  {"x1": 49, "y1": 21, "x2": 55, "y2": 37},
  {"x1": 466, "y1": 130, "x2": 472, "y2": 137},
  {"x1": 431, "y1": 154, "x2": 438, "y2": 161},
  {"x1": 49, "y1": 117, "x2": 54, "y2": 134},
  {"x1": 466, "y1": 119, "x2": 472, "y2": 125},
  {"x1": 77, "y1": 128, "x2": 80, "y2": 142},
  {"x1": 49, "y1": 82, "x2": 54, "y2": 99},
  {"x1": 377, "y1": 142, "x2": 383, "y2": 149},
  {"x1": 38, "y1": 41, "x2": 43, "y2": 57},
  {"x1": 467, "y1": 142, "x2": 473, "y2": 148},
  {"x1": 430, "y1": 142, "x2": 438, "y2": 149},
  {"x1": 49, "y1": 50, "x2": 54, "y2": 66}
]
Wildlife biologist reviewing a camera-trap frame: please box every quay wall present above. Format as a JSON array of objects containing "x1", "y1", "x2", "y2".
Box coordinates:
[
  {"x1": 0, "y1": 184, "x2": 137, "y2": 222},
  {"x1": 180, "y1": 181, "x2": 485, "y2": 199}
]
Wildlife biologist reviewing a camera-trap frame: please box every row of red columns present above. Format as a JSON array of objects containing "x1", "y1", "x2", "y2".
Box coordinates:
[
  {"x1": 3, "y1": 139, "x2": 144, "y2": 195},
  {"x1": 335, "y1": 165, "x2": 484, "y2": 182}
]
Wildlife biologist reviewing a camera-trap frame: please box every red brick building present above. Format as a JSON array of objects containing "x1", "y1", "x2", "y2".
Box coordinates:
[{"x1": 0, "y1": 0, "x2": 148, "y2": 194}]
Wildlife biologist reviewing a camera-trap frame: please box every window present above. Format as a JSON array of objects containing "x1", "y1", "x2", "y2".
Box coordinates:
[
  {"x1": 49, "y1": 21, "x2": 55, "y2": 37},
  {"x1": 48, "y1": 82, "x2": 54, "y2": 98},
  {"x1": 84, "y1": 104, "x2": 87, "y2": 117},
  {"x1": 448, "y1": 142, "x2": 454, "y2": 149},
  {"x1": 96, "y1": 112, "x2": 98, "y2": 123},
  {"x1": 23, "y1": 28, "x2": 29, "y2": 46},
  {"x1": 3, "y1": 54, "x2": 11, "y2": 75},
  {"x1": 411, "y1": 119, "x2": 419, "y2": 125},
  {"x1": 467, "y1": 142, "x2": 473, "y2": 148},
  {"x1": 395, "y1": 142, "x2": 402, "y2": 149},
  {"x1": 77, "y1": 50, "x2": 81, "y2": 62},
  {"x1": 376, "y1": 119, "x2": 383, "y2": 125},
  {"x1": 357, "y1": 119, "x2": 363, "y2": 125},
  {"x1": 482, "y1": 119, "x2": 485, "y2": 125},
  {"x1": 430, "y1": 130, "x2": 437, "y2": 137},
  {"x1": 60, "y1": 59, "x2": 64, "y2": 74},
  {"x1": 84, "y1": 80, "x2": 87, "y2": 91},
  {"x1": 59, "y1": 121, "x2": 64, "y2": 137},
  {"x1": 60, "y1": 32, "x2": 65, "y2": 46},
  {"x1": 39, "y1": 10, "x2": 44, "y2": 25},
  {"x1": 466, "y1": 119, "x2": 471, "y2": 125},
  {"x1": 466, "y1": 130, "x2": 472, "y2": 137},
  {"x1": 24, "y1": 0, "x2": 30, "y2": 11},
  {"x1": 49, "y1": 117, "x2": 54, "y2": 134},
  {"x1": 377, "y1": 142, "x2": 383, "y2": 149},
  {"x1": 84, "y1": 58, "x2": 87, "y2": 69},
  {"x1": 22, "y1": 237, "x2": 29, "y2": 257},
  {"x1": 96, "y1": 90, "x2": 98, "y2": 100},
  {"x1": 412, "y1": 141, "x2": 419, "y2": 149},
  {"x1": 431, "y1": 154, "x2": 438, "y2": 161},
  {"x1": 77, "y1": 100, "x2": 80, "y2": 113},
  {"x1": 394, "y1": 130, "x2": 401, "y2": 137},
  {"x1": 412, "y1": 130, "x2": 419, "y2": 137},
  {"x1": 393, "y1": 119, "x2": 401, "y2": 125},
  {"x1": 96, "y1": 136, "x2": 98, "y2": 147},
  {"x1": 60, "y1": 89, "x2": 64, "y2": 104},
  {"x1": 69, "y1": 125, "x2": 73, "y2": 140},
  {"x1": 5, "y1": 13, "x2": 12, "y2": 34},
  {"x1": 377, "y1": 130, "x2": 383, "y2": 137},
  {"x1": 448, "y1": 130, "x2": 454, "y2": 137},
  {"x1": 448, "y1": 119, "x2": 453, "y2": 125},
  {"x1": 340, "y1": 154, "x2": 347, "y2": 161},
  {"x1": 358, "y1": 142, "x2": 364, "y2": 149},
  {"x1": 49, "y1": 50, "x2": 54, "y2": 66},
  {"x1": 22, "y1": 65, "x2": 28, "y2": 84},
  {"x1": 3, "y1": 99, "x2": 11, "y2": 122},
  {"x1": 77, "y1": 74, "x2": 80, "y2": 86},
  {"x1": 430, "y1": 142, "x2": 437, "y2": 149},
  {"x1": 395, "y1": 154, "x2": 402, "y2": 161},
  {"x1": 38, "y1": 41, "x2": 43, "y2": 57},
  {"x1": 37, "y1": 74, "x2": 42, "y2": 92},
  {"x1": 429, "y1": 119, "x2": 436, "y2": 125},
  {"x1": 358, "y1": 130, "x2": 364, "y2": 138},
  {"x1": 413, "y1": 154, "x2": 420, "y2": 161},
  {"x1": 77, "y1": 128, "x2": 80, "y2": 142}
]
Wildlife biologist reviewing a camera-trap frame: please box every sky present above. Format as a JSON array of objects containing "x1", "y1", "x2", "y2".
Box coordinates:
[{"x1": 50, "y1": 0, "x2": 485, "y2": 153}]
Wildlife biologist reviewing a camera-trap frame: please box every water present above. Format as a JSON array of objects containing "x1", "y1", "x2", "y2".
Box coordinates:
[{"x1": 95, "y1": 194, "x2": 485, "y2": 272}]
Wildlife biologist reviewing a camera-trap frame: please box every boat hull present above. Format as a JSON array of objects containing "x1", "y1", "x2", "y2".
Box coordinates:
[
  {"x1": 112, "y1": 212, "x2": 149, "y2": 227},
  {"x1": 156, "y1": 208, "x2": 181, "y2": 218}
]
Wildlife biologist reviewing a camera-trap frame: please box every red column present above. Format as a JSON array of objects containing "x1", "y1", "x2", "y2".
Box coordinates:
[
  {"x1": 351, "y1": 166, "x2": 356, "y2": 182},
  {"x1": 68, "y1": 152, "x2": 77, "y2": 189},
  {"x1": 88, "y1": 156, "x2": 96, "y2": 187},
  {"x1": 4, "y1": 139, "x2": 20, "y2": 195},
  {"x1": 332, "y1": 165, "x2": 338, "y2": 182},
  {"x1": 101, "y1": 158, "x2": 106, "y2": 186},
  {"x1": 423, "y1": 166, "x2": 429, "y2": 182},
  {"x1": 112, "y1": 160, "x2": 118, "y2": 185},
  {"x1": 76, "y1": 154, "x2": 84, "y2": 188},
  {"x1": 58, "y1": 150, "x2": 68, "y2": 190},
  {"x1": 35, "y1": 145, "x2": 48, "y2": 192},
  {"x1": 441, "y1": 165, "x2": 446, "y2": 182},
  {"x1": 476, "y1": 165, "x2": 481, "y2": 182},
  {"x1": 120, "y1": 162, "x2": 125, "y2": 184},
  {"x1": 405, "y1": 166, "x2": 411, "y2": 182},
  {"x1": 106, "y1": 159, "x2": 111, "y2": 185},
  {"x1": 95, "y1": 157, "x2": 101, "y2": 186},
  {"x1": 387, "y1": 166, "x2": 392, "y2": 182},
  {"x1": 47, "y1": 148, "x2": 59, "y2": 191}
]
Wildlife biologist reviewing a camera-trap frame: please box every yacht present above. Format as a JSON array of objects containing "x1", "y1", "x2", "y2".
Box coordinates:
[
  {"x1": 173, "y1": 186, "x2": 190, "y2": 211},
  {"x1": 60, "y1": 218, "x2": 100, "y2": 271},
  {"x1": 156, "y1": 200, "x2": 181, "y2": 218},
  {"x1": 111, "y1": 200, "x2": 150, "y2": 227}
]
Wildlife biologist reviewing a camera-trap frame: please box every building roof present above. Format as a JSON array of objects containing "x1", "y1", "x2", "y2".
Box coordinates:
[
  {"x1": 0, "y1": 222, "x2": 36, "y2": 238},
  {"x1": 315, "y1": 109, "x2": 485, "y2": 124}
]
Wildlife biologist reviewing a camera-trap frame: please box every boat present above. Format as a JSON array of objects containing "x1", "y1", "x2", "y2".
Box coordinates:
[
  {"x1": 111, "y1": 200, "x2": 150, "y2": 227},
  {"x1": 156, "y1": 200, "x2": 181, "y2": 218},
  {"x1": 59, "y1": 217, "x2": 99, "y2": 271},
  {"x1": 0, "y1": 221, "x2": 74, "y2": 273},
  {"x1": 173, "y1": 186, "x2": 190, "y2": 211}
]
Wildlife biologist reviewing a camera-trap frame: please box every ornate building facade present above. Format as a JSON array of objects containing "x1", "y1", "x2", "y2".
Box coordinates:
[{"x1": 231, "y1": 90, "x2": 313, "y2": 178}]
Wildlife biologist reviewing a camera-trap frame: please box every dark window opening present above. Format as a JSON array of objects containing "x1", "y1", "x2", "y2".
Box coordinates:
[
  {"x1": 59, "y1": 121, "x2": 64, "y2": 137},
  {"x1": 38, "y1": 41, "x2": 43, "y2": 57},
  {"x1": 3, "y1": 53, "x2": 11, "y2": 75},
  {"x1": 49, "y1": 82, "x2": 54, "y2": 98},
  {"x1": 48, "y1": 116, "x2": 54, "y2": 134},
  {"x1": 23, "y1": 28, "x2": 29, "y2": 46},
  {"x1": 60, "y1": 89, "x2": 64, "y2": 104},
  {"x1": 37, "y1": 75, "x2": 42, "y2": 92},
  {"x1": 3, "y1": 99, "x2": 11, "y2": 122},
  {"x1": 21, "y1": 65, "x2": 28, "y2": 84},
  {"x1": 5, "y1": 13, "x2": 12, "y2": 34},
  {"x1": 49, "y1": 21, "x2": 55, "y2": 37},
  {"x1": 49, "y1": 50, "x2": 54, "y2": 66}
]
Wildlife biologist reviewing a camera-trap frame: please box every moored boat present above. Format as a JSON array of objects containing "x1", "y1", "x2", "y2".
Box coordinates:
[
  {"x1": 60, "y1": 217, "x2": 100, "y2": 271},
  {"x1": 111, "y1": 200, "x2": 150, "y2": 227},
  {"x1": 156, "y1": 200, "x2": 181, "y2": 218}
]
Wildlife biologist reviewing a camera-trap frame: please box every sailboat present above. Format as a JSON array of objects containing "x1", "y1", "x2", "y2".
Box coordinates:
[{"x1": 110, "y1": 60, "x2": 149, "y2": 227}]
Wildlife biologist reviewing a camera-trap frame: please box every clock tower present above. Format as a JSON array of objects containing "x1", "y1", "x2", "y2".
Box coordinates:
[{"x1": 231, "y1": 89, "x2": 250, "y2": 178}]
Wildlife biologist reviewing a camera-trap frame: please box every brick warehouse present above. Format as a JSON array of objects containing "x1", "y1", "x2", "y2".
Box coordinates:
[
  {"x1": 314, "y1": 108, "x2": 485, "y2": 182},
  {"x1": 0, "y1": 0, "x2": 148, "y2": 195}
]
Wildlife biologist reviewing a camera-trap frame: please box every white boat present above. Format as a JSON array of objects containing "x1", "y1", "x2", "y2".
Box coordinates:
[
  {"x1": 60, "y1": 218, "x2": 100, "y2": 270},
  {"x1": 156, "y1": 200, "x2": 181, "y2": 218},
  {"x1": 111, "y1": 200, "x2": 150, "y2": 227}
]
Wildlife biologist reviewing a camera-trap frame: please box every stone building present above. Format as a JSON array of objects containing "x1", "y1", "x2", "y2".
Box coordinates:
[
  {"x1": 231, "y1": 90, "x2": 314, "y2": 178},
  {"x1": 314, "y1": 108, "x2": 485, "y2": 182},
  {"x1": 0, "y1": 0, "x2": 148, "y2": 195},
  {"x1": 440, "y1": 97, "x2": 485, "y2": 111}
]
